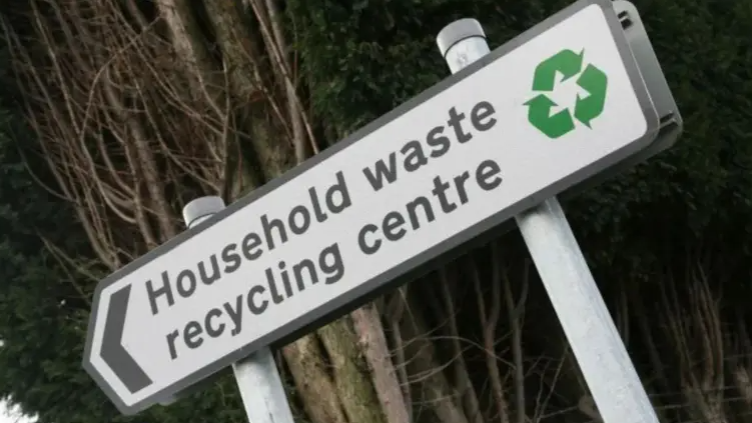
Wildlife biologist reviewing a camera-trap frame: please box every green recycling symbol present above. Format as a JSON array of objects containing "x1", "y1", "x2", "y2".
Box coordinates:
[{"x1": 524, "y1": 49, "x2": 608, "y2": 139}]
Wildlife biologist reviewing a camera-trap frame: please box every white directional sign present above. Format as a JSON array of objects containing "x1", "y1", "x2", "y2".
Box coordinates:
[{"x1": 84, "y1": 0, "x2": 660, "y2": 414}]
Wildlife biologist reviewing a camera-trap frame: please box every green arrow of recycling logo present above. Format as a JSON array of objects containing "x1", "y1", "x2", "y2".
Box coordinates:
[{"x1": 524, "y1": 49, "x2": 608, "y2": 139}]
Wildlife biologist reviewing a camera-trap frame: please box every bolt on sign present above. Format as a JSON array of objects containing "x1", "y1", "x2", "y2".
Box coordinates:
[{"x1": 84, "y1": 0, "x2": 669, "y2": 415}]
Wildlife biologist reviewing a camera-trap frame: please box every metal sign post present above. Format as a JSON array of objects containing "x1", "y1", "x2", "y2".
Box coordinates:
[
  {"x1": 435, "y1": 9, "x2": 659, "y2": 423},
  {"x1": 182, "y1": 197, "x2": 294, "y2": 423}
]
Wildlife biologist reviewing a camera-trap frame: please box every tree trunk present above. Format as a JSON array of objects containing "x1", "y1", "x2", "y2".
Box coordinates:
[{"x1": 156, "y1": 2, "x2": 395, "y2": 423}]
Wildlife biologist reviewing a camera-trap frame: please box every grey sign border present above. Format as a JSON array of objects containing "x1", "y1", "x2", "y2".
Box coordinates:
[{"x1": 83, "y1": 0, "x2": 659, "y2": 415}]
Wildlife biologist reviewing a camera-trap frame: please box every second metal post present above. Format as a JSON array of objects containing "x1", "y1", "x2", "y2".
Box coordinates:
[{"x1": 435, "y1": 18, "x2": 659, "y2": 423}]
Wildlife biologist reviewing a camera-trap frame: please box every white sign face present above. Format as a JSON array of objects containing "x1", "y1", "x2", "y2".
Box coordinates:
[{"x1": 84, "y1": 0, "x2": 659, "y2": 415}]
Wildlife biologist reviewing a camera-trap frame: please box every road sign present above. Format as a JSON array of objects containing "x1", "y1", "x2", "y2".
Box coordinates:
[{"x1": 83, "y1": 0, "x2": 660, "y2": 414}]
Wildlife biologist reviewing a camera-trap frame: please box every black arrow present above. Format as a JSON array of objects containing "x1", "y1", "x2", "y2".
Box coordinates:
[{"x1": 102, "y1": 285, "x2": 153, "y2": 393}]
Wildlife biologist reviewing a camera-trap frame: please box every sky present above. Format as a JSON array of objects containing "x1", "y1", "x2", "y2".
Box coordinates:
[{"x1": 0, "y1": 401, "x2": 32, "y2": 423}]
